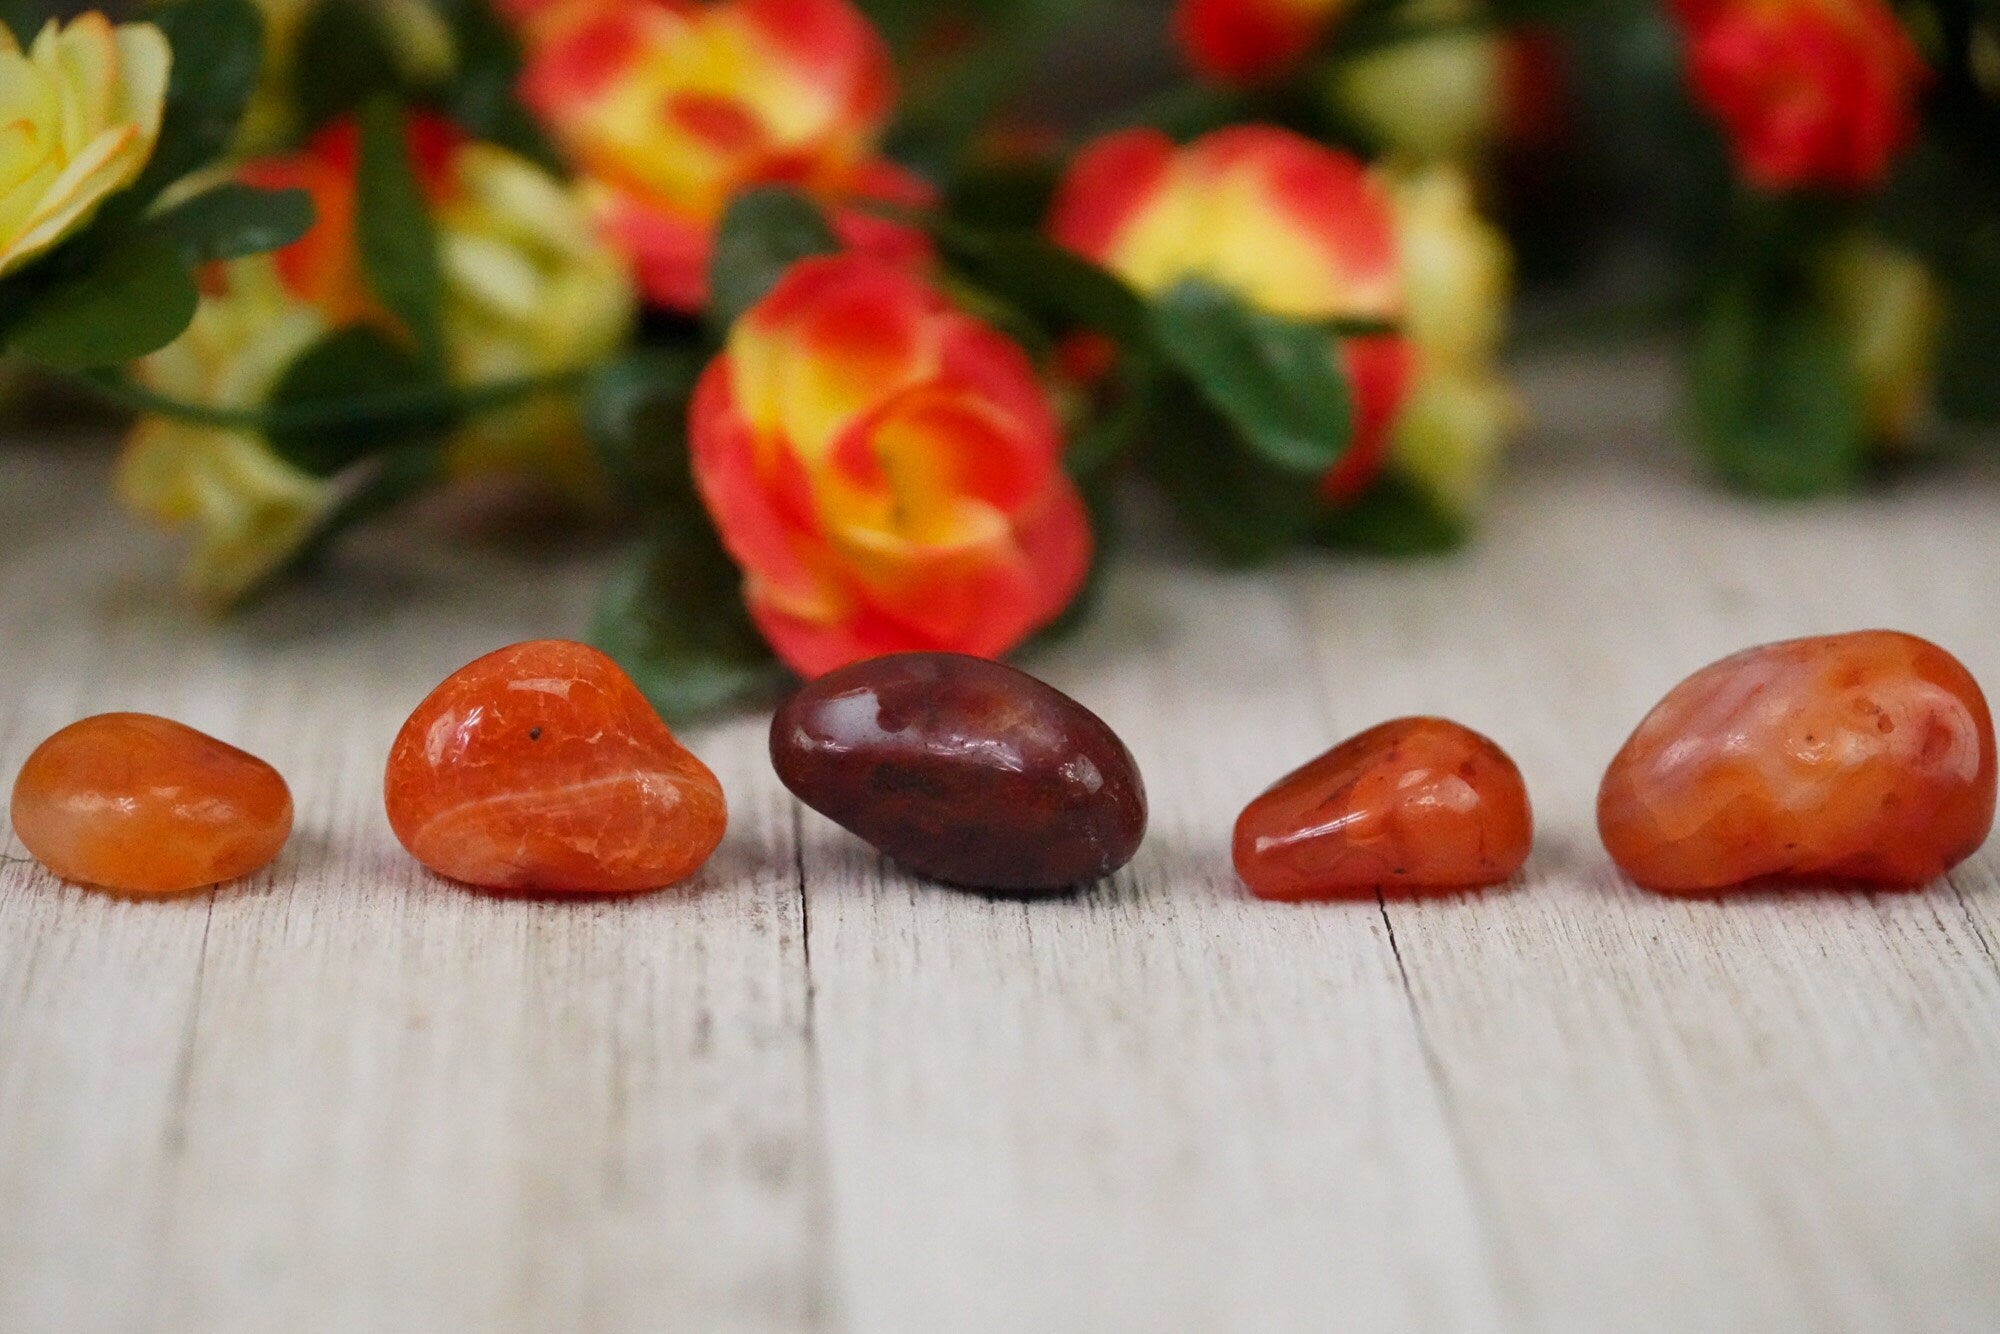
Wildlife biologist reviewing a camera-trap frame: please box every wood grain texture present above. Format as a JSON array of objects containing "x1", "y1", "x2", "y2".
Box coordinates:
[{"x1": 2, "y1": 350, "x2": 1998, "y2": 1332}]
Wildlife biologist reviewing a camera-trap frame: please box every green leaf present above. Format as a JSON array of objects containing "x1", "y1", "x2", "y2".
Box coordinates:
[
  {"x1": 1151, "y1": 279, "x2": 1355, "y2": 478},
  {"x1": 932, "y1": 222, "x2": 1150, "y2": 346},
  {"x1": 264, "y1": 325, "x2": 445, "y2": 476},
  {"x1": 1939, "y1": 245, "x2": 2000, "y2": 425},
  {"x1": 1063, "y1": 357, "x2": 1155, "y2": 481},
  {"x1": 590, "y1": 521, "x2": 790, "y2": 724},
  {"x1": 1140, "y1": 382, "x2": 1324, "y2": 563},
  {"x1": 127, "y1": 0, "x2": 265, "y2": 207},
  {"x1": 707, "y1": 188, "x2": 841, "y2": 332},
  {"x1": 435, "y1": 0, "x2": 560, "y2": 168},
  {"x1": 1689, "y1": 283, "x2": 1868, "y2": 497},
  {"x1": 585, "y1": 349, "x2": 704, "y2": 507},
  {"x1": 1313, "y1": 470, "x2": 1468, "y2": 556},
  {"x1": 147, "y1": 184, "x2": 315, "y2": 265},
  {"x1": 290, "y1": 0, "x2": 402, "y2": 131},
  {"x1": 356, "y1": 98, "x2": 446, "y2": 366},
  {"x1": 0, "y1": 3, "x2": 62, "y2": 39},
  {"x1": 2, "y1": 233, "x2": 198, "y2": 368}
]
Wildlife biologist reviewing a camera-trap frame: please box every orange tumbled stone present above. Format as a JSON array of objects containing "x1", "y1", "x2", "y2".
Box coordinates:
[
  {"x1": 1599, "y1": 631, "x2": 1997, "y2": 894},
  {"x1": 384, "y1": 640, "x2": 726, "y2": 893},
  {"x1": 9, "y1": 714, "x2": 293, "y2": 896},
  {"x1": 1233, "y1": 717, "x2": 1534, "y2": 900}
]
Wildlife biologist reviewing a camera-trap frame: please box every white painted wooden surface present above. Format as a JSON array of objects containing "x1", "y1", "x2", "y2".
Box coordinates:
[{"x1": 3, "y1": 349, "x2": 1998, "y2": 1333}]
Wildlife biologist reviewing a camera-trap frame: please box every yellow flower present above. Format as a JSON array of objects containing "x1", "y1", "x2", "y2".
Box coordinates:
[
  {"x1": 1330, "y1": 4, "x2": 1506, "y2": 162},
  {"x1": 1391, "y1": 368, "x2": 1519, "y2": 517},
  {"x1": 118, "y1": 258, "x2": 335, "y2": 605},
  {"x1": 435, "y1": 141, "x2": 636, "y2": 492},
  {"x1": 1384, "y1": 162, "x2": 1521, "y2": 515},
  {"x1": 1816, "y1": 232, "x2": 1941, "y2": 447},
  {"x1": 0, "y1": 13, "x2": 170, "y2": 277}
]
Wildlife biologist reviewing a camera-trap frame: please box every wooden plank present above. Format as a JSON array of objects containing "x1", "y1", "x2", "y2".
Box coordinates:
[
  {"x1": 3, "y1": 343, "x2": 1999, "y2": 1330},
  {"x1": 0, "y1": 461, "x2": 829, "y2": 1332},
  {"x1": 1282, "y1": 352, "x2": 2000, "y2": 1330},
  {"x1": 803, "y1": 558, "x2": 1509, "y2": 1333}
]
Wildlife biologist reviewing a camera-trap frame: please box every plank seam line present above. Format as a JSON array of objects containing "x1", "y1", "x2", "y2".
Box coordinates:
[
  {"x1": 1281, "y1": 573, "x2": 1529, "y2": 1326},
  {"x1": 161, "y1": 893, "x2": 216, "y2": 1160},
  {"x1": 793, "y1": 800, "x2": 843, "y2": 1334},
  {"x1": 1373, "y1": 890, "x2": 1532, "y2": 1327},
  {"x1": 1946, "y1": 875, "x2": 2000, "y2": 984}
]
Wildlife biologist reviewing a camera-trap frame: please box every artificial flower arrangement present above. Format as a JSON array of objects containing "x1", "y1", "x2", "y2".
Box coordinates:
[{"x1": 0, "y1": 0, "x2": 1996, "y2": 727}]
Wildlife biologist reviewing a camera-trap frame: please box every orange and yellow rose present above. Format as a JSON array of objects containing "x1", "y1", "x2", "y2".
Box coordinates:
[
  {"x1": 0, "y1": 12, "x2": 170, "y2": 278},
  {"x1": 690, "y1": 254, "x2": 1091, "y2": 677},
  {"x1": 512, "y1": 0, "x2": 931, "y2": 312},
  {"x1": 1671, "y1": 0, "x2": 1926, "y2": 192},
  {"x1": 1173, "y1": 0, "x2": 1351, "y2": 84},
  {"x1": 1052, "y1": 127, "x2": 1520, "y2": 520},
  {"x1": 1049, "y1": 125, "x2": 1411, "y2": 501}
]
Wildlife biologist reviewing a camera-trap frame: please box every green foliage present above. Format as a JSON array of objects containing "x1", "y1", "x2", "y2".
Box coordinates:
[
  {"x1": 264, "y1": 326, "x2": 448, "y2": 476},
  {"x1": 0, "y1": 1, "x2": 60, "y2": 38},
  {"x1": 584, "y1": 341, "x2": 785, "y2": 720},
  {"x1": 1150, "y1": 280, "x2": 1355, "y2": 480},
  {"x1": 147, "y1": 184, "x2": 315, "y2": 265},
  {"x1": 586, "y1": 350, "x2": 706, "y2": 509},
  {"x1": 290, "y1": 0, "x2": 404, "y2": 131},
  {"x1": 931, "y1": 220, "x2": 1151, "y2": 346},
  {"x1": 1314, "y1": 471, "x2": 1468, "y2": 556},
  {"x1": 1064, "y1": 359, "x2": 1156, "y2": 482},
  {"x1": 356, "y1": 98, "x2": 447, "y2": 366},
  {"x1": 287, "y1": 0, "x2": 552, "y2": 162},
  {"x1": 433, "y1": 0, "x2": 559, "y2": 167},
  {"x1": 1, "y1": 234, "x2": 200, "y2": 369},
  {"x1": 706, "y1": 188, "x2": 842, "y2": 333},
  {"x1": 590, "y1": 521, "x2": 790, "y2": 724},
  {"x1": 1938, "y1": 241, "x2": 2000, "y2": 423},
  {"x1": 879, "y1": 0, "x2": 1120, "y2": 176},
  {"x1": 1141, "y1": 383, "x2": 1329, "y2": 563},
  {"x1": 1689, "y1": 282, "x2": 1868, "y2": 497},
  {"x1": 125, "y1": 0, "x2": 265, "y2": 211}
]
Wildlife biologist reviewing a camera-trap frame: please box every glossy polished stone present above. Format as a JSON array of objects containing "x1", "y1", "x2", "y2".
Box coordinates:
[
  {"x1": 771, "y1": 652, "x2": 1147, "y2": 893},
  {"x1": 10, "y1": 713, "x2": 293, "y2": 896},
  {"x1": 385, "y1": 640, "x2": 727, "y2": 893},
  {"x1": 1599, "y1": 631, "x2": 1996, "y2": 894},
  {"x1": 1233, "y1": 717, "x2": 1533, "y2": 900}
]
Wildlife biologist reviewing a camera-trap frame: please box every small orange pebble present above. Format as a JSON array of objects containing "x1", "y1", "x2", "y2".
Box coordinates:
[
  {"x1": 384, "y1": 640, "x2": 727, "y2": 894},
  {"x1": 1233, "y1": 717, "x2": 1534, "y2": 900},
  {"x1": 1599, "y1": 630, "x2": 1997, "y2": 894},
  {"x1": 9, "y1": 713, "x2": 293, "y2": 896}
]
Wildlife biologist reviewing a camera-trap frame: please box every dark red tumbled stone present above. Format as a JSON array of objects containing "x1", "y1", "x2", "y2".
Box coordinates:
[{"x1": 770, "y1": 652, "x2": 1147, "y2": 893}]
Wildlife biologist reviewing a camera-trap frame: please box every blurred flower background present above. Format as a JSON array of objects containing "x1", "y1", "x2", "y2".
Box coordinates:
[{"x1": 0, "y1": 0, "x2": 1995, "y2": 714}]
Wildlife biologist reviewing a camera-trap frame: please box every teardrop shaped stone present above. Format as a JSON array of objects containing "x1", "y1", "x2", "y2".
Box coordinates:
[
  {"x1": 771, "y1": 652, "x2": 1147, "y2": 893},
  {"x1": 1234, "y1": 716, "x2": 1533, "y2": 900}
]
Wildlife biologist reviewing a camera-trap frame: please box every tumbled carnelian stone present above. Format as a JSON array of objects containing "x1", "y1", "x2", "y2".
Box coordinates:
[
  {"x1": 384, "y1": 640, "x2": 726, "y2": 893},
  {"x1": 1233, "y1": 717, "x2": 1533, "y2": 900},
  {"x1": 1598, "y1": 630, "x2": 1997, "y2": 894},
  {"x1": 9, "y1": 713, "x2": 293, "y2": 896}
]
